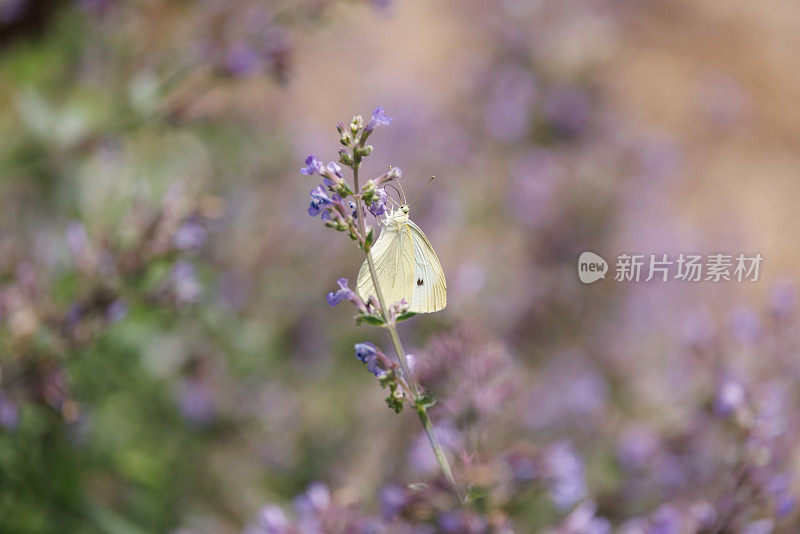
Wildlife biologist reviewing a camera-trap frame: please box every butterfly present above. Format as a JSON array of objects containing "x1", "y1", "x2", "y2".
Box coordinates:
[{"x1": 356, "y1": 203, "x2": 446, "y2": 313}]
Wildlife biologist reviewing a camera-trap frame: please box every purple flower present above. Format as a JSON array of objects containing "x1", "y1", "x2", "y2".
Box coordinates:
[
  {"x1": 741, "y1": 519, "x2": 773, "y2": 534},
  {"x1": 713, "y1": 377, "x2": 746, "y2": 417},
  {"x1": 250, "y1": 504, "x2": 290, "y2": 534},
  {"x1": 559, "y1": 501, "x2": 611, "y2": 534},
  {"x1": 648, "y1": 504, "x2": 683, "y2": 534},
  {"x1": 106, "y1": 299, "x2": 128, "y2": 323},
  {"x1": 224, "y1": 42, "x2": 260, "y2": 77},
  {"x1": 544, "y1": 87, "x2": 591, "y2": 138},
  {"x1": 174, "y1": 221, "x2": 207, "y2": 251},
  {"x1": 172, "y1": 261, "x2": 202, "y2": 303},
  {"x1": 765, "y1": 473, "x2": 796, "y2": 517},
  {"x1": 541, "y1": 441, "x2": 587, "y2": 510},
  {"x1": 378, "y1": 484, "x2": 408, "y2": 520},
  {"x1": 175, "y1": 378, "x2": 215, "y2": 425},
  {"x1": 355, "y1": 341, "x2": 378, "y2": 362},
  {"x1": 770, "y1": 279, "x2": 797, "y2": 319},
  {"x1": 728, "y1": 306, "x2": 761, "y2": 344},
  {"x1": 308, "y1": 185, "x2": 337, "y2": 217},
  {"x1": 355, "y1": 342, "x2": 385, "y2": 377},
  {"x1": 365, "y1": 106, "x2": 392, "y2": 132},
  {"x1": 66, "y1": 221, "x2": 90, "y2": 262},
  {"x1": 0, "y1": 394, "x2": 19, "y2": 431},
  {"x1": 300, "y1": 155, "x2": 324, "y2": 176},
  {"x1": 326, "y1": 161, "x2": 342, "y2": 178},
  {"x1": 326, "y1": 278, "x2": 356, "y2": 307},
  {"x1": 369, "y1": 187, "x2": 389, "y2": 217}
]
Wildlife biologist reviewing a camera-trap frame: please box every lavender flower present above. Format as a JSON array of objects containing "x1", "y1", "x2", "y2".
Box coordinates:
[
  {"x1": 326, "y1": 161, "x2": 343, "y2": 179},
  {"x1": 648, "y1": 504, "x2": 683, "y2": 534},
  {"x1": 308, "y1": 185, "x2": 337, "y2": 218},
  {"x1": 172, "y1": 261, "x2": 202, "y2": 303},
  {"x1": 174, "y1": 221, "x2": 208, "y2": 251},
  {"x1": 326, "y1": 278, "x2": 357, "y2": 307},
  {"x1": 354, "y1": 342, "x2": 385, "y2": 377},
  {"x1": 175, "y1": 378, "x2": 215, "y2": 425},
  {"x1": 713, "y1": 377, "x2": 746, "y2": 417},
  {"x1": 541, "y1": 441, "x2": 588, "y2": 511},
  {"x1": 105, "y1": 299, "x2": 128, "y2": 323},
  {"x1": 365, "y1": 106, "x2": 392, "y2": 133},
  {"x1": 0, "y1": 393, "x2": 19, "y2": 431},
  {"x1": 224, "y1": 42, "x2": 260, "y2": 77},
  {"x1": 300, "y1": 155, "x2": 325, "y2": 176},
  {"x1": 368, "y1": 187, "x2": 389, "y2": 217}
]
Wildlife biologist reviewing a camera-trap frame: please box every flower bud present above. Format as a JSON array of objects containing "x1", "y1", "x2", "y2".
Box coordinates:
[
  {"x1": 350, "y1": 115, "x2": 363, "y2": 134},
  {"x1": 338, "y1": 149, "x2": 353, "y2": 167},
  {"x1": 354, "y1": 145, "x2": 373, "y2": 158}
]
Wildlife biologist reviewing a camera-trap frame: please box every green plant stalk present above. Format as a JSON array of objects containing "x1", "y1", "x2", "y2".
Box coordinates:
[{"x1": 352, "y1": 162, "x2": 466, "y2": 503}]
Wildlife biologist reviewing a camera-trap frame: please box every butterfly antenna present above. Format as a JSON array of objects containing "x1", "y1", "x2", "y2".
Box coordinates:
[
  {"x1": 395, "y1": 178, "x2": 408, "y2": 205},
  {"x1": 408, "y1": 176, "x2": 436, "y2": 206},
  {"x1": 384, "y1": 184, "x2": 403, "y2": 207}
]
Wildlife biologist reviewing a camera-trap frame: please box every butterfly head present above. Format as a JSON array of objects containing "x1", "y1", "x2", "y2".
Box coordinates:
[{"x1": 384, "y1": 205, "x2": 410, "y2": 228}]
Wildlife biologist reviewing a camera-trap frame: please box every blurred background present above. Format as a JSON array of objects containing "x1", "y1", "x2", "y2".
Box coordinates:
[{"x1": 0, "y1": 0, "x2": 798, "y2": 532}]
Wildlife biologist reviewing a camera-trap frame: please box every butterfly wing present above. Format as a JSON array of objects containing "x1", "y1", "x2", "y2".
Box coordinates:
[
  {"x1": 407, "y1": 220, "x2": 447, "y2": 313},
  {"x1": 357, "y1": 225, "x2": 415, "y2": 307}
]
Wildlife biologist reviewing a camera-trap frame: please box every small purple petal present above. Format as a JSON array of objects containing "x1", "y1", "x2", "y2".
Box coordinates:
[{"x1": 366, "y1": 106, "x2": 393, "y2": 132}]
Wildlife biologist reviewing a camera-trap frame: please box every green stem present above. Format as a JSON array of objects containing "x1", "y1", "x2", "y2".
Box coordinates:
[{"x1": 352, "y1": 160, "x2": 466, "y2": 503}]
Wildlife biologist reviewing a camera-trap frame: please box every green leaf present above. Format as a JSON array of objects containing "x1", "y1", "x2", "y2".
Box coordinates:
[
  {"x1": 356, "y1": 313, "x2": 385, "y2": 327},
  {"x1": 396, "y1": 312, "x2": 417, "y2": 323}
]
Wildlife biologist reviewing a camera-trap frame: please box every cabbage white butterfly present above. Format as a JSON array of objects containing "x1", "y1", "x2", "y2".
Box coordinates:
[{"x1": 356, "y1": 193, "x2": 446, "y2": 313}]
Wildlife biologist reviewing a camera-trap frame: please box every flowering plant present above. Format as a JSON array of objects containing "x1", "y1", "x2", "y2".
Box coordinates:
[{"x1": 302, "y1": 107, "x2": 465, "y2": 502}]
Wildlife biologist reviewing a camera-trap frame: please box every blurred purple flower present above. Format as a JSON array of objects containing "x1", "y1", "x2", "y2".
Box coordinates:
[
  {"x1": 294, "y1": 482, "x2": 331, "y2": 520},
  {"x1": 483, "y1": 65, "x2": 537, "y2": 143},
  {"x1": 728, "y1": 306, "x2": 761, "y2": 345},
  {"x1": 741, "y1": 519, "x2": 774, "y2": 534},
  {"x1": 0, "y1": 393, "x2": 19, "y2": 431},
  {"x1": 174, "y1": 221, "x2": 207, "y2": 251},
  {"x1": 301, "y1": 156, "x2": 324, "y2": 176},
  {"x1": 541, "y1": 441, "x2": 587, "y2": 511},
  {"x1": 648, "y1": 504, "x2": 683, "y2": 534},
  {"x1": 438, "y1": 510, "x2": 488, "y2": 534},
  {"x1": 378, "y1": 484, "x2": 408, "y2": 520},
  {"x1": 769, "y1": 279, "x2": 797, "y2": 319},
  {"x1": 365, "y1": 106, "x2": 392, "y2": 133},
  {"x1": 172, "y1": 261, "x2": 202, "y2": 303},
  {"x1": 558, "y1": 501, "x2": 611, "y2": 534},
  {"x1": 0, "y1": 0, "x2": 27, "y2": 22},
  {"x1": 106, "y1": 299, "x2": 128, "y2": 323},
  {"x1": 225, "y1": 42, "x2": 261, "y2": 77},
  {"x1": 713, "y1": 376, "x2": 746, "y2": 417},
  {"x1": 617, "y1": 425, "x2": 660, "y2": 471},
  {"x1": 765, "y1": 473, "x2": 796, "y2": 517},
  {"x1": 176, "y1": 378, "x2": 215, "y2": 425},
  {"x1": 245, "y1": 504, "x2": 290, "y2": 534},
  {"x1": 544, "y1": 87, "x2": 591, "y2": 138}
]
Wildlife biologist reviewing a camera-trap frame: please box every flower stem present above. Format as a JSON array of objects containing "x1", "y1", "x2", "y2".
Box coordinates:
[{"x1": 352, "y1": 162, "x2": 466, "y2": 503}]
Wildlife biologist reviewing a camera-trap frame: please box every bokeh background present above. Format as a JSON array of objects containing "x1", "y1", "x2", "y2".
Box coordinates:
[{"x1": 0, "y1": 0, "x2": 798, "y2": 532}]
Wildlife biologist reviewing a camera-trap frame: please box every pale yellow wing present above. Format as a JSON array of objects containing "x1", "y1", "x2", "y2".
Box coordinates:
[
  {"x1": 407, "y1": 220, "x2": 447, "y2": 313},
  {"x1": 357, "y1": 226, "x2": 415, "y2": 308}
]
